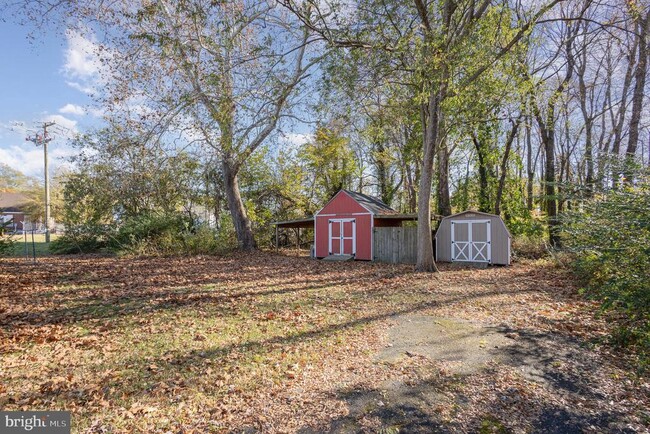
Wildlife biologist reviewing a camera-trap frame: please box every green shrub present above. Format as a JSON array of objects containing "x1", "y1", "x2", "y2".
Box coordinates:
[
  {"x1": 562, "y1": 169, "x2": 650, "y2": 371},
  {"x1": 109, "y1": 213, "x2": 227, "y2": 256},
  {"x1": 52, "y1": 210, "x2": 228, "y2": 256},
  {"x1": 512, "y1": 234, "x2": 548, "y2": 260},
  {"x1": 0, "y1": 237, "x2": 14, "y2": 256},
  {"x1": 0, "y1": 220, "x2": 16, "y2": 256},
  {"x1": 181, "y1": 225, "x2": 223, "y2": 255},
  {"x1": 506, "y1": 215, "x2": 545, "y2": 238},
  {"x1": 215, "y1": 214, "x2": 238, "y2": 250},
  {"x1": 108, "y1": 213, "x2": 188, "y2": 255},
  {"x1": 50, "y1": 224, "x2": 111, "y2": 254}
]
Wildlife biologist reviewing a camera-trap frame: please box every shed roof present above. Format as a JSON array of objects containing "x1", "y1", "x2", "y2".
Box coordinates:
[
  {"x1": 374, "y1": 213, "x2": 444, "y2": 221},
  {"x1": 271, "y1": 217, "x2": 314, "y2": 228},
  {"x1": 274, "y1": 190, "x2": 401, "y2": 227},
  {"x1": 340, "y1": 190, "x2": 397, "y2": 215},
  {"x1": 439, "y1": 210, "x2": 511, "y2": 237},
  {"x1": 0, "y1": 192, "x2": 29, "y2": 212}
]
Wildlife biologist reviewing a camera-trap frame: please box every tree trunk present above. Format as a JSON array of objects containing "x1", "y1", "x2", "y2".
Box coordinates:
[
  {"x1": 436, "y1": 139, "x2": 452, "y2": 216},
  {"x1": 579, "y1": 98, "x2": 594, "y2": 194},
  {"x1": 375, "y1": 140, "x2": 394, "y2": 205},
  {"x1": 625, "y1": 10, "x2": 650, "y2": 165},
  {"x1": 495, "y1": 120, "x2": 520, "y2": 216},
  {"x1": 543, "y1": 124, "x2": 560, "y2": 247},
  {"x1": 526, "y1": 119, "x2": 534, "y2": 211},
  {"x1": 570, "y1": 21, "x2": 595, "y2": 195},
  {"x1": 534, "y1": 107, "x2": 561, "y2": 247},
  {"x1": 531, "y1": 25, "x2": 575, "y2": 248},
  {"x1": 402, "y1": 125, "x2": 418, "y2": 213},
  {"x1": 405, "y1": 163, "x2": 417, "y2": 213},
  {"x1": 611, "y1": 36, "x2": 637, "y2": 156},
  {"x1": 473, "y1": 135, "x2": 491, "y2": 213},
  {"x1": 414, "y1": 0, "x2": 460, "y2": 272},
  {"x1": 416, "y1": 93, "x2": 441, "y2": 272},
  {"x1": 223, "y1": 158, "x2": 257, "y2": 250}
]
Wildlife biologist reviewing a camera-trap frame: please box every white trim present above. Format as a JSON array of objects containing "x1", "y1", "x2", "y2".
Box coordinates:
[
  {"x1": 440, "y1": 211, "x2": 511, "y2": 238},
  {"x1": 328, "y1": 220, "x2": 332, "y2": 254},
  {"x1": 316, "y1": 212, "x2": 371, "y2": 217},
  {"x1": 445, "y1": 210, "x2": 498, "y2": 219},
  {"x1": 370, "y1": 215, "x2": 374, "y2": 260},
  {"x1": 328, "y1": 218, "x2": 356, "y2": 256},
  {"x1": 314, "y1": 213, "x2": 317, "y2": 257},
  {"x1": 451, "y1": 219, "x2": 491, "y2": 263}
]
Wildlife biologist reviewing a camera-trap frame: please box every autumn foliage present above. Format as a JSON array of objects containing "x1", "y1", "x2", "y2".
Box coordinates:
[{"x1": 1, "y1": 253, "x2": 648, "y2": 432}]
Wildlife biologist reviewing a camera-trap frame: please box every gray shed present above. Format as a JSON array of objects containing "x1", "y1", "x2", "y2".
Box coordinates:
[{"x1": 434, "y1": 211, "x2": 511, "y2": 265}]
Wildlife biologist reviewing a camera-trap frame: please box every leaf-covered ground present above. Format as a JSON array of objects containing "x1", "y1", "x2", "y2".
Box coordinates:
[{"x1": 1, "y1": 253, "x2": 648, "y2": 433}]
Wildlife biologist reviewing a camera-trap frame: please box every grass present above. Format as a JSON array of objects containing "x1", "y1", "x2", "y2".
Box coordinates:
[
  {"x1": 7, "y1": 233, "x2": 59, "y2": 257},
  {"x1": 0, "y1": 253, "x2": 647, "y2": 433}
]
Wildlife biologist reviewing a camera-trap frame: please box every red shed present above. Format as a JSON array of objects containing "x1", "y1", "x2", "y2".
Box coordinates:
[{"x1": 314, "y1": 190, "x2": 409, "y2": 260}]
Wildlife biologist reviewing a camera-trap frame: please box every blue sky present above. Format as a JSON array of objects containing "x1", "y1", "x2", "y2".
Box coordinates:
[
  {"x1": 0, "y1": 20, "x2": 100, "y2": 178},
  {"x1": 0, "y1": 17, "x2": 315, "y2": 180}
]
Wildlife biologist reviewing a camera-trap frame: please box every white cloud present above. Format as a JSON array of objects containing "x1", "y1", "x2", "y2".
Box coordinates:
[
  {"x1": 61, "y1": 28, "x2": 112, "y2": 96},
  {"x1": 59, "y1": 103, "x2": 85, "y2": 116},
  {"x1": 280, "y1": 132, "x2": 311, "y2": 147},
  {"x1": 63, "y1": 29, "x2": 102, "y2": 79},
  {"x1": 0, "y1": 144, "x2": 76, "y2": 178},
  {"x1": 65, "y1": 81, "x2": 95, "y2": 94},
  {"x1": 87, "y1": 106, "x2": 105, "y2": 118}
]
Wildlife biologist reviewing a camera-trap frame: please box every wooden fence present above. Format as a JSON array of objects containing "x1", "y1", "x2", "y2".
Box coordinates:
[{"x1": 373, "y1": 227, "x2": 418, "y2": 264}]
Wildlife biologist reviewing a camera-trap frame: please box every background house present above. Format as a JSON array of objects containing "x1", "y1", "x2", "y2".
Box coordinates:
[{"x1": 0, "y1": 192, "x2": 29, "y2": 232}]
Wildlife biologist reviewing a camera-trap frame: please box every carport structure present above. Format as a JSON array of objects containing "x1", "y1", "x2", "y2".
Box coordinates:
[{"x1": 272, "y1": 217, "x2": 314, "y2": 251}]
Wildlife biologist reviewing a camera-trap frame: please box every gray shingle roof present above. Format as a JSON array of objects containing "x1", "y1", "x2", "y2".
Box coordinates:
[{"x1": 343, "y1": 190, "x2": 396, "y2": 215}]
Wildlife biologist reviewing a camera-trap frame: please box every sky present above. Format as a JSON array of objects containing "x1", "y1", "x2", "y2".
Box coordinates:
[
  {"x1": 0, "y1": 16, "x2": 316, "y2": 181},
  {"x1": 0, "y1": 20, "x2": 102, "y2": 179}
]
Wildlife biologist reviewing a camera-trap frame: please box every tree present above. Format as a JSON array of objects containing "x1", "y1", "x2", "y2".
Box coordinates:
[
  {"x1": 281, "y1": 0, "x2": 564, "y2": 270},
  {"x1": 625, "y1": 5, "x2": 650, "y2": 165},
  {"x1": 0, "y1": 163, "x2": 39, "y2": 192},
  {"x1": 527, "y1": 6, "x2": 583, "y2": 247},
  {"x1": 14, "y1": 0, "x2": 321, "y2": 250},
  {"x1": 299, "y1": 124, "x2": 357, "y2": 205}
]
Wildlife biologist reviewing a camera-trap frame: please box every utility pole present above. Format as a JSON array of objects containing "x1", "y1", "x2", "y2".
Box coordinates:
[{"x1": 26, "y1": 121, "x2": 55, "y2": 243}]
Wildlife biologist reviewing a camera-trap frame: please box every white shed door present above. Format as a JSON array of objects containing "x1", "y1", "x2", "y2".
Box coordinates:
[
  {"x1": 328, "y1": 219, "x2": 356, "y2": 256},
  {"x1": 451, "y1": 220, "x2": 491, "y2": 263}
]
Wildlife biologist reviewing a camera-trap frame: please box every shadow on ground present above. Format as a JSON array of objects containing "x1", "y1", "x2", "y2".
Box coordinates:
[{"x1": 306, "y1": 316, "x2": 639, "y2": 434}]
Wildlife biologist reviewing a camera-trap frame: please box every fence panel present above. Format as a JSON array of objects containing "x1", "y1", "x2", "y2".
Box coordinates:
[{"x1": 373, "y1": 227, "x2": 418, "y2": 264}]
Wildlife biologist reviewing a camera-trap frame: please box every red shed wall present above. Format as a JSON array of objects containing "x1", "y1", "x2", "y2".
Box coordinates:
[
  {"x1": 319, "y1": 191, "x2": 368, "y2": 215},
  {"x1": 315, "y1": 214, "x2": 372, "y2": 260},
  {"x1": 315, "y1": 192, "x2": 373, "y2": 260}
]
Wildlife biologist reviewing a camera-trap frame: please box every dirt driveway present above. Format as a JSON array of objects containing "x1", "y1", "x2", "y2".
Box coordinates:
[
  {"x1": 320, "y1": 315, "x2": 648, "y2": 433},
  {"x1": 1, "y1": 253, "x2": 648, "y2": 433}
]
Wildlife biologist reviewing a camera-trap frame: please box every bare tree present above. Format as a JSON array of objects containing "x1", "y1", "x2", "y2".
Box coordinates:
[{"x1": 14, "y1": 0, "x2": 320, "y2": 249}]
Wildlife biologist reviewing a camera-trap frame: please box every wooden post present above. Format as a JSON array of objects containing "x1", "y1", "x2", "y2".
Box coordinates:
[
  {"x1": 297, "y1": 227, "x2": 300, "y2": 254},
  {"x1": 275, "y1": 225, "x2": 279, "y2": 251}
]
